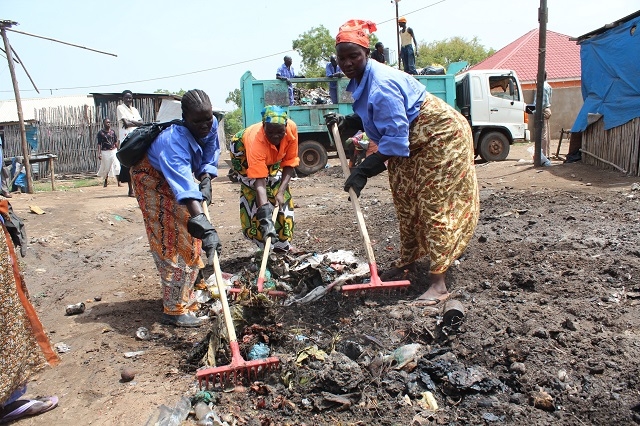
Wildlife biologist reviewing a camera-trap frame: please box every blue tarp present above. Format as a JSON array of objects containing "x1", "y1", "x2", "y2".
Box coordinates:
[{"x1": 572, "y1": 16, "x2": 640, "y2": 132}]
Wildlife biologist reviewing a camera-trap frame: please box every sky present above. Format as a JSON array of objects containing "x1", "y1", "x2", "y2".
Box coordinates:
[{"x1": 0, "y1": 0, "x2": 638, "y2": 110}]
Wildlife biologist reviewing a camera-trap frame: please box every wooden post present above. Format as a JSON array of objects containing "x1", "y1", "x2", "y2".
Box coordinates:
[
  {"x1": 395, "y1": 0, "x2": 402, "y2": 70},
  {"x1": 0, "y1": 21, "x2": 33, "y2": 193},
  {"x1": 533, "y1": 0, "x2": 548, "y2": 167},
  {"x1": 49, "y1": 156, "x2": 55, "y2": 191}
]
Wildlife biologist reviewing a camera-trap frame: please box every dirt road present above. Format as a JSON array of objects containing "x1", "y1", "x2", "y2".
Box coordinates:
[{"x1": 9, "y1": 142, "x2": 640, "y2": 425}]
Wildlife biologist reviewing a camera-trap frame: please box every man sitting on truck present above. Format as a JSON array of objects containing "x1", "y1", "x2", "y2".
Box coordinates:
[
  {"x1": 276, "y1": 56, "x2": 304, "y2": 106},
  {"x1": 229, "y1": 105, "x2": 300, "y2": 252}
]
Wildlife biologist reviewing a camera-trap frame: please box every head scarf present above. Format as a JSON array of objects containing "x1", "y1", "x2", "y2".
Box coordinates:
[
  {"x1": 335, "y1": 20, "x2": 377, "y2": 48},
  {"x1": 261, "y1": 105, "x2": 288, "y2": 125},
  {"x1": 398, "y1": 17, "x2": 407, "y2": 23}
]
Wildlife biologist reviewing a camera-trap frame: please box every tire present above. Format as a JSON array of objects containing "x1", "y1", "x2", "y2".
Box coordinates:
[
  {"x1": 296, "y1": 140, "x2": 328, "y2": 176},
  {"x1": 479, "y1": 131, "x2": 510, "y2": 161}
]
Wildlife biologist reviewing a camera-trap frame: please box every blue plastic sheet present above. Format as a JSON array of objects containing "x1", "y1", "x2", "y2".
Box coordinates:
[{"x1": 572, "y1": 16, "x2": 640, "y2": 132}]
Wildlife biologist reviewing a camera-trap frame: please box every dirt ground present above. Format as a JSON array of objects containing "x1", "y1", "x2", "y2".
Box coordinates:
[{"x1": 8, "y1": 141, "x2": 640, "y2": 425}]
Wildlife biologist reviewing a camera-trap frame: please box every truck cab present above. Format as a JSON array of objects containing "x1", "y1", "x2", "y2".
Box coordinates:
[{"x1": 455, "y1": 69, "x2": 530, "y2": 161}]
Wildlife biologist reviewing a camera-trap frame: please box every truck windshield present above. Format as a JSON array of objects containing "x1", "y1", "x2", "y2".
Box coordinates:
[{"x1": 489, "y1": 76, "x2": 520, "y2": 101}]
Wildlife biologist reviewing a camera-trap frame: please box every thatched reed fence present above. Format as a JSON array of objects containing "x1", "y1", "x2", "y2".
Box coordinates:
[
  {"x1": 582, "y1": 117, "x2": 640, "y2": 176},
  {"x1": 2, "y1": 99, "x2": 157, "y2": 178}
]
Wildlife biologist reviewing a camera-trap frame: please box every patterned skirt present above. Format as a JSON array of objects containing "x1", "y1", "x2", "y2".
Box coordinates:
[
  {"x1": 0, "y1": 221, "x2": 59, "y2": 404},
  {"x1": 130, "y1": 157, "x2": 203, "y2": 315},
  {"x1": 229, "y1": 141, "x2": 294, "y2": 251},
  {"x1": 387, "y1": 92, "x2": 480, "y2": 274}
]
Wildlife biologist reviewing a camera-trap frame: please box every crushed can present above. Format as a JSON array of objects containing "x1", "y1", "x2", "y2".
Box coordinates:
[{"x1": 65, "y1": 302, "x2": 85, "y2": 316}]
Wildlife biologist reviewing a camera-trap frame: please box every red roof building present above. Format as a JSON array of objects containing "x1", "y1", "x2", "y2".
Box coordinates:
[{"x1": 470, "y1": 29, "x2": 581, "y2": 90}]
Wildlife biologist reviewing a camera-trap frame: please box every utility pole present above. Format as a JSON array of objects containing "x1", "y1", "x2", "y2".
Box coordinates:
[
  {"x1": 393, "y1": 0, "x2": 401, "y2": 70},
  {"x1": 533, "y1": 0, "x2": 547, "y2": 167},
  {"x1": 0, "y1": 20, "x2": 32, "y2": 193}
]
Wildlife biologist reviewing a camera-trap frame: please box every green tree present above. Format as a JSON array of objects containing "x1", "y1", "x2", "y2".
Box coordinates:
[
  {"x1": 154, "y1": 88, "x2": 187, "y2": 96},
  {"x1": 292, "y1": 25, "x2": 335, "y2": 77},
  {"x1": 223, "y1": 108, "x2": 243, "y2": 139},
  {"x1": 292, "y1": 26, "x2": 380, "y2": 77},
  {"x1": 416, "y1": 36, "x2": 495, "y2": 70},
  {"x1": 225, "y1": 88, "x2": 242, "y2": 108}
]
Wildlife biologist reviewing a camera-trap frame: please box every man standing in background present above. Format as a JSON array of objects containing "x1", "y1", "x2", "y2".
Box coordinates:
[
  {"x1": 398, "y1": 17, "x2": 418, "y2": 74},
  {"x1": 0, "y1": 133, "x2": 11, "y2": 198},
  {"x1": 538, "y1": 72, "x2": 553, "y2": 158},
  {"x1": 325, "y1": 54, "x2": 344, "y2": 104},
  {"x1": 116, "y1": 90, "x2": 143, "y2": 197}
]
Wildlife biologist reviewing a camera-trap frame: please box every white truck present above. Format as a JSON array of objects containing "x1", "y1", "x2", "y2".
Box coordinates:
[{"x1": 454, "y1": 69, "x2": 530, "y2": 161}]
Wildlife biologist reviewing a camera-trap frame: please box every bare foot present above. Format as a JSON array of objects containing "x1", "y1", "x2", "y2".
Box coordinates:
[
  {"x1": 380, "y1": 262, "x2": 415, "y2": 281},
  {"x1": 411, "y1": 291, "x2": 450, "y2": 306}
]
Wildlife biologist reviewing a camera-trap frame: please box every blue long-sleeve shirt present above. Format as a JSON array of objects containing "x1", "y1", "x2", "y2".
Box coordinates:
[
  {"x1": 346, "y1": 59, "x2": 426, "y2": 157},
  {"x1": 146, "y1": 120, "x2": 220, "y2": 203},
  {"x1": 325, "y1": 62, "x2": 342, "y2": 90}
]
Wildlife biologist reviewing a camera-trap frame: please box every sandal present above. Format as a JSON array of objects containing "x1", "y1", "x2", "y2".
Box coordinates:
[{"x1": 0, "y1": 396, "x2": 58, "y2": 424}]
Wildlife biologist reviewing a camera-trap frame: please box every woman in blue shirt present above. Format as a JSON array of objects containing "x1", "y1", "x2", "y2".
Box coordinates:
[
  {"x1": 327, "y1": 20, "x2": 479, "y2": 306},
  {"x1": 131, "y1": 89, "x2": 221, "y2": 327}
]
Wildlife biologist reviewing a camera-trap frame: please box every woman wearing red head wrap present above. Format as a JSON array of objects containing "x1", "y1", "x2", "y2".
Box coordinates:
[{"x1": 325, "y1": 20, "x2": 479, "y2": 306}]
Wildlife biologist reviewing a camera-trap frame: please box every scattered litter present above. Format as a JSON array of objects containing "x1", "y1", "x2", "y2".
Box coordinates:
[
  {"x1": 385, "y1": 343, "x2": 423, "y2": 370},
  {"x1": 29, "y1": 205, "x2": 45, "y2": 215},
  {"x1": 247, "y1": 342, "x2": 271, "y2": 360},
  {"x1": 54, "y1": 342, "x2": 70, "y2": 353},
  {"x1": 65, "y1": 302, "x2": 85, "y2": 315},
  {"x1": 123, "y1": 351, "x2": 145, "y2": 358},
  {"x1": 296, "y1": 345, "x2": 327, "y2": 365},
  {"x1": 417, "y1": 391, "x2": 438, "y2": 411},
  {"x1": 136, "y1": 327, "x2": 150, "y2": 340}
]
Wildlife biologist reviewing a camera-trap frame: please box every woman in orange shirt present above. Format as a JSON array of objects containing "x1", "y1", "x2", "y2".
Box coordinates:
[{"x1": 230, "y1": 106, "x2": 299, "y2": 252}]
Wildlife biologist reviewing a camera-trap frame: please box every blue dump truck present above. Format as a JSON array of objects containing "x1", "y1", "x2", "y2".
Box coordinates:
[{"x1": 240, "y1": 64, "x2": 529, "y2": 175}]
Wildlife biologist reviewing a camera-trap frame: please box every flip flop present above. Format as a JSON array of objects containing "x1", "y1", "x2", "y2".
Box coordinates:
[
  {"x1": 0, "y1": 396, "x2": 58, "y2": 424},
  {"x1": 408, "y1": 293, "x2": 450, "y2": 307}
]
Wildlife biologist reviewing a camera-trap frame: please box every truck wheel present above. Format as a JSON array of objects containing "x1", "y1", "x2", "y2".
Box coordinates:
[
  {"x1": 479, "y1": 132, "x2": 510, "y2": 161},
  {"x1": 296, "y1": 140, "x2": 328, "y2": 176}
]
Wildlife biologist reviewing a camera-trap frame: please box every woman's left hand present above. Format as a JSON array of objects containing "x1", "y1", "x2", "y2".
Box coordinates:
[{"x1": 275, "y1": 191, "x2": 285, "y2": 207}]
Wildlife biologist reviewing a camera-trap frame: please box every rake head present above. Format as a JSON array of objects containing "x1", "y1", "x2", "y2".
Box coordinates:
[
  {"x1": 341, "y1": 262, "x2": 411, "y2": 294},
  {"x1": 196, "y1": 341, "x2": 280, "y2": 389}
]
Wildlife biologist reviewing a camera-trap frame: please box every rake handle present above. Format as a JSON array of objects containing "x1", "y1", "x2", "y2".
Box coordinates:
[
  {"x1": 257, "y1": 202, "x2": 279, "y2": 292},
  {"x1": 330, "y1": 124, "x2": 377, "y2": 266},
  {"x1": 202, "y1": 202, "x2": 238, "y2": 344}
]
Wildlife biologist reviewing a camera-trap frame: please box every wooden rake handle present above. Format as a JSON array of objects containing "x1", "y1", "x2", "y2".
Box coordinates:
[
  {"x1": 202, "y1": 202, "x2": 238, "y2": 343},
  {"x1": 330, "y1": 124, "x2": 377, "y2": 265},
  {"x1": 257, "y1": 203, "x2": 280, "y2": 292}
]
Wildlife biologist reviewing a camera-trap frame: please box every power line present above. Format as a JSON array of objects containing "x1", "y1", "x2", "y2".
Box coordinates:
[
  {"x1": 377, "y1": 0, "x2": 448, "y2": 25},
  {"x1": 0, "y1": 48, "x2": 294, "y2": 94},
  {"x1": 1, "y1": 1, "x2": 448, "y2": 95}
]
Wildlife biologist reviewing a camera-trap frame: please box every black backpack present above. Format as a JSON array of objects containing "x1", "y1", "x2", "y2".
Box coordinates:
[{"x1": 116, "y1": 119, "x2": 183, "y2": 168}]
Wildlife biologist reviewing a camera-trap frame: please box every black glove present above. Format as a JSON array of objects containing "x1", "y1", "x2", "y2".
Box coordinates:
[
  {"x1": 256, "y1": 203, "x2": 277, "y2": 244},
  {"x1": 324, "y1": 113, "x2": 364, "y2": 139},
  {"x1": 344, "y1": 153, "x2": 387, "y2": 197},
  {"x1": 187, "y1": 213, "x2": 221, "y2": 263},
  {"x1": 199, "y1": 176, "x2": 212, "y2": 205}
]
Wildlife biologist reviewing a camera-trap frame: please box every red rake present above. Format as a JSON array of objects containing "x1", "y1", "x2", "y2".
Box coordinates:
[
  {"x1": 330, "y1": 124, "x2": 411, "y2": 293},
  {"x1": 197, "y1": 205, "x2": 280, "y2": 388}
]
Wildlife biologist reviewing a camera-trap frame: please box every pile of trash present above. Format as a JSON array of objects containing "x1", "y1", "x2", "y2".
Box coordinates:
[
  {"x1": 293, "y1": 87, "x2": 332, "y2": 105},
  {"x1": 198, "y1": 250, "x2": 370, "y2": 307}
]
